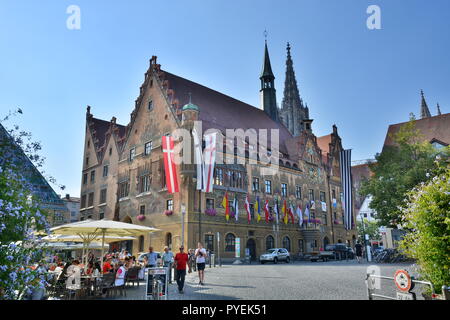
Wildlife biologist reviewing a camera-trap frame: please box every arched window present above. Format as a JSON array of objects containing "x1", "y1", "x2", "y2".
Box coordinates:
[
  {"x1": 266, "y1": 235, "x2": 275, "y2": 250},
  {"x1": 282, "y1": 236, "x2": 291, "y2": 252},
  {"x1": 166, "y1": 233, "x2": 172, "y2": 248},
  {"x1": 138, "y1": 235, "x2": 144, "y2": 252},
  {"x1": 225, "y1": 233, "x2": 235, "y2": 252}
]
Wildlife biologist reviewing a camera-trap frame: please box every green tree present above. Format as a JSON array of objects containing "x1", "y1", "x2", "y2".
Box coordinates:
[
  {"x1": 399, "y1": 164, "x2": 450, "y2": 294},
  {"x1": 360, "y1": 120, "x2": 449, "y2": 227},
  {"x1": 357, "y1": 219, "x2": 380, "y2": 242},
  {"x1": 0, "y1": 109, "x2": 61, "y2": 299}
]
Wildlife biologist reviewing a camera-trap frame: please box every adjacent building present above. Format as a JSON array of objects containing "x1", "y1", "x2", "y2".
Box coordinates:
[
  {"x1": 0, "y1": 123, "x2": 68, "y2": 226},
  {"x1": 352, "y1": 90, "x2": 449, "y2": 247},
  {"x1": 79, "y1": 43, "x2": 358, "y2": 260},
  {"x1": 61, "y1": 194, "x2": 80, "y2": 223}
]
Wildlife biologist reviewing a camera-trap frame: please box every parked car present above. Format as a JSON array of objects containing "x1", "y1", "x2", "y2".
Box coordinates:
[
  {"x1": 325, "y1": 244, "x2": 349, "y2": 260},
  {"x1": 310, "y1": 250, "x2": 334, "y2": 262},
  {"x1": 137, "y1": 252, "x2": 162, "y2": 267},
  {"x1": 259, "y1": 248, "x2": 290, "y2": 264}
]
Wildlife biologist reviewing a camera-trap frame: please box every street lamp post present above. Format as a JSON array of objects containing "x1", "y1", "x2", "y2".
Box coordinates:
[{"x1": 181, "y1": 204, "x2": 186, "y2": 247}]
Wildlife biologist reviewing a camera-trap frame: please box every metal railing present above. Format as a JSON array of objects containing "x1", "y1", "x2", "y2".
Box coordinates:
[{"x1": 366, "y1": 272, "x2": 435, "y2": 300}]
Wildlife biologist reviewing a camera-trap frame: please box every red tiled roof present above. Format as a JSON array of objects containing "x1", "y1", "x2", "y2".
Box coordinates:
[
  {"x1": 383, "y1": 113, "x2": 450, "y2": 150},
  {"x1": 162, "y1": 70, "x2": 293, "y2": 155},
  {"x1": 89, "y1": 117, "x2": 126, "y2": 154},
  {"x1": 317, "y1": 134, "x2": 332, "y2": 154}
]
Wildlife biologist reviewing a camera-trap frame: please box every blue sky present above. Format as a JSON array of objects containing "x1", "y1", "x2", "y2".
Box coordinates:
[{"x1": 1, "y1": 0, "x2": 449, "y2": 197}]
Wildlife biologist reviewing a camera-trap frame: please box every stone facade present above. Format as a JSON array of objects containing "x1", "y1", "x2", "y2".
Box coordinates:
[{"x1": 79, "y1": 46, "x2": 358, "y2": 259}]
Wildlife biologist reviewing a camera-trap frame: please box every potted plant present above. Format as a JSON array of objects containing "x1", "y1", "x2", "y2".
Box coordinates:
[
  {"x1": 164, "y1": 210, "x2": 173, "y2": 216},
  {"x1": 205, "y1": 208, "x2": 217, "y2": 216},
  {"x1": 137, "y1": 214, "x2": 145, "y2": 221}
]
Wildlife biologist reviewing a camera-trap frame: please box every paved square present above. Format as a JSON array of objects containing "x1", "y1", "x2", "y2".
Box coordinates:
[{"x1": 113, "y1": 260, "x2": 419, "y2": 300}]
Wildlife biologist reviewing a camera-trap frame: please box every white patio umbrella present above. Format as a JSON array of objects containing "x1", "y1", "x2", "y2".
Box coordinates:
[
  {"x1": 41, "y1": 241, "x2": 109, "y2": 250},
  {"x1": 41, "y1": 234, "x2": 137, "y2": 266},
  {"x1": 50, "y1": 219, "x2": 159, "y2": 270}
]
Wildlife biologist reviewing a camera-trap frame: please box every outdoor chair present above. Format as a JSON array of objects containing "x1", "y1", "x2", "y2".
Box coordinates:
[
  {"x1": 99, "y1": 273, "x2": 115, "y2": 297},
  {"x1": 125, "y1": 267, "x2": 140, "y2": 287}
]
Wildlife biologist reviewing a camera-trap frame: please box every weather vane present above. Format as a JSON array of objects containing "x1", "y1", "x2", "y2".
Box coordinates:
[{"x1": 264, "y1": 29, "x2": 268, "y2": 41}]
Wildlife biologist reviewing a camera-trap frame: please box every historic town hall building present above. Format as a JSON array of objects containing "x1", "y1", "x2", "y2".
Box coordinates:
[{"x1": 79, "y1": 42, "x2": 357, "y2": 261}]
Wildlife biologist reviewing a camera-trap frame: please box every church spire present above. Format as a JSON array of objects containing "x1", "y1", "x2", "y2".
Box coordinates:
[
  {"x1": 260, "y1": 39, "x2": 278, "y2": 122},
  {"x1": 280, "y1": 42, "x2": 309, "y2": 136},
  {"x1": 260, "y1": 40, "x2": 275, "y2": 79},
  {"x1": 437, "y1": 103, "x2": 442, "y2": 116},
  {"x1": 420, "y1": 90, "x2": 432, "y2": 119}
]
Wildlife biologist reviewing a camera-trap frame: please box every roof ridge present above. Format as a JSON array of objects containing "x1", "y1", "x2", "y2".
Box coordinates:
[{"x1": 162, "y1": 70, "x2": 267, "y2": 114}]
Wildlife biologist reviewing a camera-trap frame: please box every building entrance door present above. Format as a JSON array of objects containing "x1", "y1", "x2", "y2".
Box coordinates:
[{"x1": 246, "y1": 238, "x2": 257, "y2": 261}]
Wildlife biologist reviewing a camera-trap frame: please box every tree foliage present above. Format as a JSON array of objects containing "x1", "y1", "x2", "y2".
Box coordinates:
[
  {"x1": 357, "y1": 219, "x2": 380, "y2": 242},
  {"x1": 360, "y1": 120, "x2": 449, "y2": 227},
  {"x1": 399, "y1": 164, "x2": 450, "y2": 293},
  {"x1": 0, "y1": 109, "x2": 52, "y2": 299}
]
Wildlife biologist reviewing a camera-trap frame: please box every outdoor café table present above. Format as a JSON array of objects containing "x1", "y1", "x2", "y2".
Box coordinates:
[{"x1": 81, "y1": 275, "x2": 100, "y2": 296}]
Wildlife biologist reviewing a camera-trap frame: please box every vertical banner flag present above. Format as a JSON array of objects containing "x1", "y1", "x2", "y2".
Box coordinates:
[
  {"x1": 233, "y1": 196, "x2": 239, "y2": 221},
  {"x1": 339, "y1": 149, "x2": 353, "y2": 230},
  {"x1": 305, "y1": 203, "x2": 310, "y2": 223},
  {"x1": 274, "y1": 199, "x2": 279, "y2": 225},
  {"x1": 296, "y1": 205, "x2": 303, "y2": 227},
  {"x1": 264, "y1": 199, "x2": 270, "y2": 223},
  {"x1": 162, "y1": 135, "x2": 179, "y2": 193},
  {"x1": 192, "y1": 128, "x2": 205, "y2": 191},
  {"x1": 222, "y1": 192, "x2": 229, "y2": 221},
  {"x1": 244, "y1": 194, "x2": 251, "y2": 224},
  {"x1": 203, "y1": 132, "x2": 217, "y2": 193},
  {"x1": 255, "y1": 196, "x2": 261, "y2": 222},
  {"x1": 282, "y1": 200, "x2": 288, "y2": 224},
  {"x1": 289, "y1": 203, "x2": 295, "y2": 224}
]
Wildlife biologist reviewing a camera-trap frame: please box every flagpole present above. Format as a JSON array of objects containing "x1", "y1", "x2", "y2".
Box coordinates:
[{"x1": 199, "y1": 189, "x2": 202, "y2": 243}]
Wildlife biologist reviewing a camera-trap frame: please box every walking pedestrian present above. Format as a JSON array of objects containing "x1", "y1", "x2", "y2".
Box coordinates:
[
  {"x1": 146, "y1": 246, "x2": 159, "y2": 268},
  {"x1": 195, "y1": 242, "x2": 207, "y2": 285},
  {"x1": 188, "y1": 249, "x2": 196, "y2": 273},
  {"x1": 162, "y1": 246, "x2": 174, "y2": 283},
  {"x1": 355, "y1": 241, "x2": 363, "y2": 263},
  {"x1": 174, "y1": 245, "x2": 189, "y2": 294}
]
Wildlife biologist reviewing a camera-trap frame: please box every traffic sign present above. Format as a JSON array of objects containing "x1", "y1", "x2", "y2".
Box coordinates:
[{"x1": 394, "y1": 269, "x2": 412, "y2": 292}]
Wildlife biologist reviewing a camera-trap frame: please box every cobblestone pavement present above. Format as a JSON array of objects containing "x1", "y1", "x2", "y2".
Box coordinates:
[{"x1": 111, "y1": 260, "x2": 420, "y2": 300}]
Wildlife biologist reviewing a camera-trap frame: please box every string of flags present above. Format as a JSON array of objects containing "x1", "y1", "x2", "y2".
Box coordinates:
[{"x1": 162, "y1": 132, "x2": 332, "y2": 227}]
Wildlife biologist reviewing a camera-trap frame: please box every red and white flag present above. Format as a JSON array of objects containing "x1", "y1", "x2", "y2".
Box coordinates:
[
  {"x1": 264, "y1": 199, "x2": 270, "y2": 223},
  {"x1": 244, "y1": 194, "x2": 251, "y2": 224},
  {"x1": 203, "y1": 132, "x2": 217, "y2": 193},
  {"x1": 162, "y1": 135, "x2": 179, "y2": 193}
]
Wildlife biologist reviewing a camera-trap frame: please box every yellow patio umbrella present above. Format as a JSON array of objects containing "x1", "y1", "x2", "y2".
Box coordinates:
[{"x1": 50, "y1": 219, "x2": 159, "y2": 270}]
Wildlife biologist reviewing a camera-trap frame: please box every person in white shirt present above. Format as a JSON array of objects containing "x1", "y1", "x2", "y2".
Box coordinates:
[
  {"x1": 115, "y1": 260, "x2": 128, "y2": 287},
  {"x1": 195, "y1": 242, "x2": 208, "y2": 285},
  {"x1": 66, "y1": 260, "x2": 81, "y2": 289}
]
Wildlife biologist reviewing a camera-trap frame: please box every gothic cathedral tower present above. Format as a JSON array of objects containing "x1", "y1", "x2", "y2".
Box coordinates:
[
  {"x1": 280, "y1": 43, "x2": 310, "y2": 136},
  {"x1": 260, "y1": 41, "x2": 279, "y2": 122}
]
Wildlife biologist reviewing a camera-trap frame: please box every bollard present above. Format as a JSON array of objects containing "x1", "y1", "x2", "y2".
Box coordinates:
[{"x1": 442, "y1": 286, "x2": 450, "y2": 300}]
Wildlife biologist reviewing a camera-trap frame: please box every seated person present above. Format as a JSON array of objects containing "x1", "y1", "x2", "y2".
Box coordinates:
[{"x1": 102, "y1": 257, "x2": 113, "y2": 274}]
